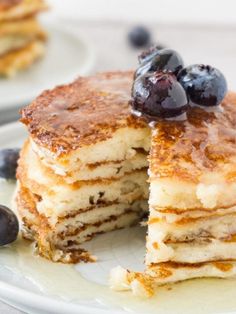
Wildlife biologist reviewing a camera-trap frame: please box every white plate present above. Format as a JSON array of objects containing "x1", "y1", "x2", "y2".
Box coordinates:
[
  {"x1": 0, "y1": 22, "x2": 94, "y2": 111},
  {"x1": 1, "y1": 122, "x2": 236, "y2": 314}
]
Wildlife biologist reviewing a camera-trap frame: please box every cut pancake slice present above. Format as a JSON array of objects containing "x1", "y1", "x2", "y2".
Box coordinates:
[
  {"x1": 34, "y1": 147, "x2": 148, "y2": 183},
  {"x1": 17, "y1": 72, "x2": 150, "y2": 264},
  {"x1": 17, "y1": 184, "x2": 147, "y2": 263},
  {"x1": 21, "y1": 71, "x2": 150, "y2": 166},
  {"x1": 62, "y1": 151, "x2": 148, "y2": 182},
  {"x1": 18, "y1": 140, "x2": 149, "y2": 222},
  {"x1": 30, "y1": 126, "x2": 150, "y2": 176}
]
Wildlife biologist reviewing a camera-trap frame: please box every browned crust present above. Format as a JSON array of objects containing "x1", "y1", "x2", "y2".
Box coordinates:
[
  {"x1": 125, "y1": 260, "x2": 235, "y2": 297},
  {"x1": 150, "y1": 92, "x2": 236, "y2": 183},
  {"x1": 149, "y1": 261, "x2": 234, "y2": 271},
  {"x1": 154, "y1": 202, "x2": 236, "y2": 214},
  {"x1": 175, "y1": 212, "x2": 236, "y2": 225},
  {"x1": 149, "y1": 211, "x2": 236, "y2": 226},
  {"x1": 20, "y1": 71, "x2": 147, "y2": 156}
]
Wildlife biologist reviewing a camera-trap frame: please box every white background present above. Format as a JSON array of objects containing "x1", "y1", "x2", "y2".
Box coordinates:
[{"x1": 48, "y1": 0, "x2": 236, "y2": 25}]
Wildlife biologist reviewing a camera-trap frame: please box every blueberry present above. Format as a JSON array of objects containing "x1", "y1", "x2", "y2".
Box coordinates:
[
  {"x1": 131, "y1": 72, "x2": 188, "y2": 120},
  {"x1": 0, "y1": 205, "x2": 19, "y2": 245},
  {"x1": 138, "y1": 44, "x2": 165, "y2": 64},
  {"x1": 177, "y1": 64, "x2": 227, "y2": 107},
  {"x1": 135, "y1": 48, "x2": 184, "y2": 78},
  {"x1": 128, "y1": 26, "x2": 151, "y2": 48},
  {"x1": 0, "y1": 148, "x2": 20, "y2": 180}
]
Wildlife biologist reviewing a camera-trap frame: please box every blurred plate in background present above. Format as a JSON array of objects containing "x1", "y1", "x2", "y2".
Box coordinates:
[{"x1": 0, "y1": 22, "x2": 94, "y2": 111}]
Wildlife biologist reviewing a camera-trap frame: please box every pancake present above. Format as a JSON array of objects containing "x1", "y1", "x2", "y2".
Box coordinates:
[
  {"x1": 0, "y1": 39, "x2": 45, "y2": 77},
  {"x1": 17, "y1": 184, "x2": 147, "y2": 263},
  {"x1": 0, "y1": 0, "x2": 47, "y2": 21},
  {"x1": 17, "y1": 73, "x2": 150, "y2": 262},
  {"x1": 110, "y1": 91, "x2": 236, "y2": 297},
  {"x1": 110, "y1": 261, "x2": 236, "y2": 297},
  {"x1": 0, "y1": 17, "x2": 46, "y2": 38},
  {"x1": 0, "y1": 0, "x2": 47, "y2": 76},
  {"x1": 0, "y1": 17, "x2": 46, "y2": 59},
  {"x1": 149, "y1": 93, "x2": 236, "y2": 211},
  {"x1": 21, "y1": 72, "x2": 150, "y2": 164},
  {"x1": 17, "y1": 140, "x2": 148, "y2": 222}
]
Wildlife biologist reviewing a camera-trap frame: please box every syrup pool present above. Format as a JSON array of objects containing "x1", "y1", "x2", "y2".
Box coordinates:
[{"x1": 1, "y1": 179, "x2": 236, "y2": 314}]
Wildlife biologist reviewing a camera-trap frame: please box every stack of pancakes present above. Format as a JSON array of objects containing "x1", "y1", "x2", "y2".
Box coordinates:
[
  {"x1": 111, "y1": 92, "x2": 236, "y2": 296},
  {"x1": 17, "y1": 70, "x2": 236, "y2": 295},
  {"x1": 0, "y1": 0, "x2": 47, "y2": 77},
  {"x1": 17, "y1": 72, "x2": 150, "y2": 263}
]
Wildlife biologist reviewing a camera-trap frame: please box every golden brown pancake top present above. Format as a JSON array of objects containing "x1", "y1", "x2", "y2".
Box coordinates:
[
  {"x1": 150, "y1": 92, "x2": 236, "y2": 182},
  {"x1": 21, "y1": 71, "x2": 146, "y2": 156}
]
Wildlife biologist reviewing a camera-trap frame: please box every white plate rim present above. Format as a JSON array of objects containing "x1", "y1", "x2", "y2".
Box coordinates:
[
  {"x1": 0, "y1": 21, "x2": 95, "y2": 111},
  {"x1": 0, "y1": 280, "x2": 125, "y2": 314}
]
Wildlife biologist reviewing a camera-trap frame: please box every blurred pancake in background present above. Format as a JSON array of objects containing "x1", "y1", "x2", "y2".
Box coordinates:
[{"x1": 0, "y1": 0, "x2": 48, "y2": 77}]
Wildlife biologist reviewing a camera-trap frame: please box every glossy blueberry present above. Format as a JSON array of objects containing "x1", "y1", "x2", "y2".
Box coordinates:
[
  {"x1": 0, "y1": 205, "x2": 19, "y2": 246},
  {"x1": 177, "y1": 64, "x2": 227, "y2": 107},
  {"x1": 0, "y1": 148, "x2": 20, "y2": 180},
  {"x1": 138, "y1": 44, "x2": 165, "y2": 64},
  {"x1": 131, "y1": 72, "x2": 188, "y2": 119},
  {"x1": 135, "y1": 48, "x2": 184, "y2": 78},
  {"x1": 128, "y1": 26, "x2": 151, "y2": 48}
]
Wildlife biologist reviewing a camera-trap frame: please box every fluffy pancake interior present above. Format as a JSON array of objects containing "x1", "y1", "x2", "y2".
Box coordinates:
[
  {"x1": 17, "y1": 141, "x2": 149, "y2": 223},
  {"x1": 150, "y1": 177, "x2": 236, "y2": 211},
  {"x1": 31, "y1": 126, "x2": 151, "y2": 174},
  {"x1": 17, "y1": 178, "x2": 148, "y2": 263}
]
